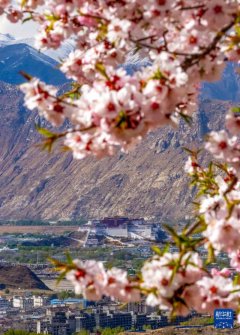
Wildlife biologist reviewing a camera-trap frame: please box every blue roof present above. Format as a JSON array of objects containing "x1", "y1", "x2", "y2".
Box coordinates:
[
  {"x1": 65, "y1": 298, "x2": 84, "y2": 303},
  {"x1": 50, "y1": 298, "x2": 86, "y2": 305}
]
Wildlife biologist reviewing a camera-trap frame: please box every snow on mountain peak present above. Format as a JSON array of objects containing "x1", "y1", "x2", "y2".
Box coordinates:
[
  {"x1": 0, "y1": 34, "x2": 74, "y2": 61},
  {"x1": 0, "y1": 33, "x2": 15, "y2": 43}
]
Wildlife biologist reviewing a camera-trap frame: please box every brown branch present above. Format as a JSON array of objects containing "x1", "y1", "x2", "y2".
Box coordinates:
[
  {"x1": 133, "y1": 35, "x2": 158, "y2": 43},
  {"x1": 185, "y1": 220, "x2": 202, "y2": 237},
  {"x1": 131, "y1": 19, "x2": 236, "y2": 72},
  {"x1": 180, "y1": 5, "x2": 205, "y2": 11},
  {"x1": 182, "y1": 19, "x2": 236, "y2": 70}
]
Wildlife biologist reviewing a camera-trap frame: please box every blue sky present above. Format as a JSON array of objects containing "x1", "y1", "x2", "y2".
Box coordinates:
[{"x1": 0, "y1": 16, "x2": 38, "y2": 39}]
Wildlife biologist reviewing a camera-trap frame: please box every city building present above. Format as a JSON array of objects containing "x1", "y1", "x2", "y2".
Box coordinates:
[
  {"x1": 75, "y1": 313, "x2": 96, "y2": 332},
  {"x1": 0, "y1": 297, "x2": 10, "y2": 310},
  {"x1": 50, "y1": 299, "x2": 89, "y2": 308},
  {"x1": 126, "y1": 301, "x2": 156, "y2": 314},
  {"x1": 0, "y1": 293, "x2": 200, "y2": 335},
  {"x1": 12, "y1": 296, "x2": 33, "y2": 310},
  {"x1": 51, "y1": 311, "x2": 71, "y2": 335},
  {"x1": 79, "y1": 217, "x2": 168, "y2": 244},
  {"x1": 33, "y1": 296, "x2": 48, "y2": 307},
  {"x1": 37, "y1": 319, "x2": 51, "y2": 334}
]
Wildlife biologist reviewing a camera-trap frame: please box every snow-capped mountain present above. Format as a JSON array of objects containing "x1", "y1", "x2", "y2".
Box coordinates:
[
  {"x1": 0, "y1": 34, "x2": 238, "y2": 101},
  {"x1": 0, "y1": 42, "x2": 68, "y2": 85},
  {"x1": 0, "y1": 33, "x2": 15, "y2": 45},
  {"x1": 0, "y1": 34, "x2": 74, "y2": 61}
]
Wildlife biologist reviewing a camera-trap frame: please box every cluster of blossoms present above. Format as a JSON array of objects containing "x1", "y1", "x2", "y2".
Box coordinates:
[
  {"x1": 20, "y1": 78, "x2": 66, "y2": 127},
  {"x1": 3, "y1": 0, "x2": 240, "y2": 319},
  {"x1": 1, "y1": 0, "x2": 240, "y2": 158},
  {"x1": 205, "y1": 110, "x2": 240, "y2": 174},
  {"x1": 65, "y1": 260, "x2": 140, "y2": 302},
  {"x1": 184, "y1": 108, "x2": 240, "y2": 307},
  {"x1": 204, "y1": 110, "x2": 240, "y2": 271},
  {"x1": 63, "y1": 252, "x2": 240, "y2": 317},
  {"x1": 185, "y1": 109, "x2": 240, "y2": 268}
]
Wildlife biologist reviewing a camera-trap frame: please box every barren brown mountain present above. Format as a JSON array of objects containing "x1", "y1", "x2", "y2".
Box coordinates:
[
  {"x1": 0, "y1": 40, "x2": 238, "y2": 223},
  {"x1": 0, "y1": 79, "x2": 230, "y2": 222},
  {"x1": 0, "y1": 264, "x2": 49, "y2": 290}
]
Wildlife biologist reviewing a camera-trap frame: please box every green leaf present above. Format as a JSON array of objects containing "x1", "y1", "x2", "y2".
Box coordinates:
[
  {"x1": 95, "y1": 62, "x2": 109, "y2": 80},
  {"x1": 233, "y1": 273, "x2": 240, "y2": 286},
  {"x1": 206, "y1": 244, "x2": 215, "y2": 264},
  {"x1": 21, "y1": 0, "x2": 27, "y2": 7},
  {"x1": 37, "y1": 138, "x2": 56, "y2": 153},
  {"x1": 174, "y1": 296, "x2": 188, "y2": 308},
  {"x1": 45, "y1": 14, "x2": 60, "y2": 22},
  {"x1": 151, "y1": 245, "x2": 162, "y2": 256},
  {"x1": 182, "y1": 147, "x2": 201, "y2": 158},
  {"x1": 56, "y1": 270, "x2": 68, "y2": 285},
  {"x1": 179, "y1": 112, "x2": 193, "y2": 125},
  {"x1": 150, "y1": 68, "x2": 168, "y2": 81},
  {"x1": 191, "y1": 223, "x2": 207, "y2": 235},
  {"x1": 58, "y1": 83, "x2": 82, "y2": 100},
  {"x1": 115, "y1": 110, "x2": 128, "y2": 129},
  {"x1": 162, "y1": 243, "x2": 170, "y2": 254},
  {"x1": 182, "y1": 220, "x2": 193, "y2": 234},
  {"x1": 182, "y1": 147, "x2": 195, "y2": 155},
  {"x1": 163, "y1": 224, "x2": 179, "y2": 240},
  {"x1": 231, "y1": 106, "x2": 240, "y2": 113},
  {"x1": 235, "y1": 25, "x2": 240, "y2": 36},
  {"x1": 35, "y1": 125, "x2": 57, "y2": 138},
  {"x1": 65, "y1": 251, "x2": 73, "y2": 265},
  {"x1": 96, "y1": 23, "x2": 108, "y2": 41}
]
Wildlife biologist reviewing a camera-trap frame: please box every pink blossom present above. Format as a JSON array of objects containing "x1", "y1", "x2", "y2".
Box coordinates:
[
  {"x1": 66, "y1": 260, "x2": 108, "y2": 300},
  {"x1": 0, "y1": 0, "x2": 9, "y2": 11},
  {"x1": 18, "y1": 0, "x2": 44, "y2": 9},
  {"x1": 230, "y1": 250, "x2": 240, "y2": 271},
  {"x1": 226, "y1": 111, "x2": 240, "y2": 135},
  {"x1": 20, "y1": 78, "x2": 66, "y2": 126},
  {"x1": 6, "y1": 7, "x2": 23, "y2": 22},
  {"x1": 211, "y1": 268, "x2": 232, "y2": 277},
  {"x1": 191, "y1": 275, "x2": 240, "y2": 313},
  {"x1": 107, "y1": 18, "x2": 132, "y2": 44},
  {"x1": 184, "y1": 156, "x2": 200, "y2": 174},
  {"x1": 106, "y1": 268, "x2": 141, "y2": 302},
  {"x1": 205, "y1": 130, "x2": 237, "y2": 161},
  {"x1": 64, "y1": 131, "x2": 115, "y2": 159},
  {"x1": 141, "y1": 252, "x2": 203, "y2": 309}
]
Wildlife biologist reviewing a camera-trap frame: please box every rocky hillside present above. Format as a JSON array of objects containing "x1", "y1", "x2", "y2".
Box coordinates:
[
  {"x1": 0, "y1": 40, "x2": 238, "y2": 223},
  {"x1": 0, "y1": 80, "x2": 230, "y2": 222},
  {"x1": 0, "y1": 265, "x2": 49, "y2": 290}
]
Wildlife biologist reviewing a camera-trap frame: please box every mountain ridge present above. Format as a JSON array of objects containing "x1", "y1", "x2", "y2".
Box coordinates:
[
  {"x1": 0, "y1": 43, "x2": 68, "y2": 85},
  {"x1": 0, "y1": 33, "x2": 74, "y2": 61},
  {"x1": 0, "y1": 40, "x2": 239, "y2": 222}
]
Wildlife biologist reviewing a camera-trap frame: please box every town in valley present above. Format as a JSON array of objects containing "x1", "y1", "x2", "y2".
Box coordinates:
[{"x1": 0, "y1": 217, "x2": 233, "y2": 334}]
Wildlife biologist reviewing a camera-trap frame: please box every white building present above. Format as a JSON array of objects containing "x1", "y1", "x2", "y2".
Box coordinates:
[
  {"x1": 106, "y1": 227, "x2": 128, "y2": 238},
  {"x1": 37, "y1": 319, "x2": 50, "y2": 334},
  {"x1": 12, "y1": 296, "x2": 33, "y2": 310},
  {"x1": 85, "y1": 238, "x2": 99, "y2": 247},
  {"x1": 129, "y1": 224, "x2": 152, "y2": 239},
  {"x1": 12, "y1": 296, "x2": 22, "y2": 308},
  {"x1": 33, "y1": 296, "x2": 48, "y2": 307},
  {"x1": 130, "y1": 219, "x2": 145, "y2": 225}
]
